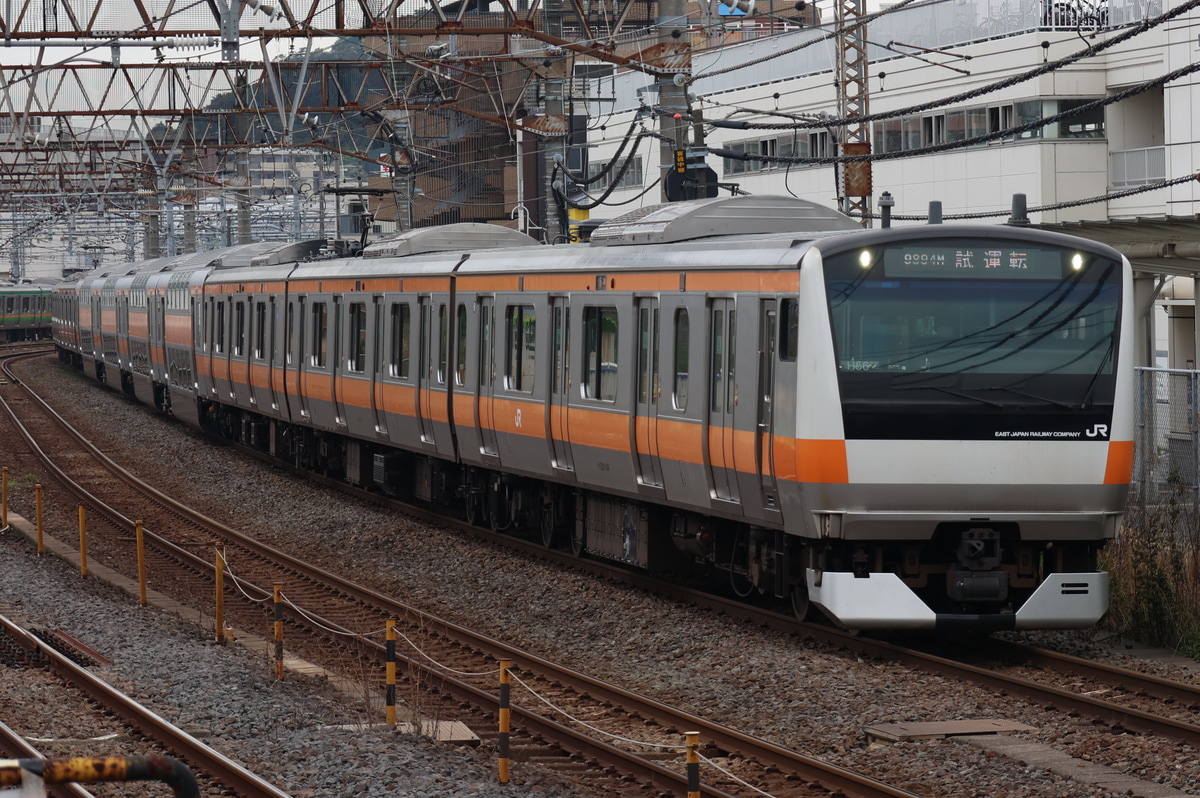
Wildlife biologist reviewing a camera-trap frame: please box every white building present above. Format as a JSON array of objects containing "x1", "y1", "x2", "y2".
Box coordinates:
[{"x1": 579, "y1": 0, "x2": 1199, "y2": 364}]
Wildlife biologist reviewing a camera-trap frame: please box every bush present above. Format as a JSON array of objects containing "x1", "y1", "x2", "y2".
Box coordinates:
[{"x1": 1103, "y1": 476, "x2": 1200, "y2": 656}]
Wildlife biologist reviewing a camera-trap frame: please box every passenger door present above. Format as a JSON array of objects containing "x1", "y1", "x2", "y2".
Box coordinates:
[
  {"x1": 417, "y1": 296, "x2": 437, "y2": 444},
  {"x1": 634, "y1": 297, "x2": 663, "y2": 488},
  {"x1": 707, "y1": 298, "x2": 739, "y2": 504},
  {"x1": 371, "y1": 296, "x2": 388, "y2": 436},
  {"x1": 755, "y1": 299, "x2": 782, "y2": 519},
  {"x1": 477, "y1": 296, "x2": 499, "y2": 459},
  {"x1": 549, "y1": 296, "x2": 573, "y2": 471}
]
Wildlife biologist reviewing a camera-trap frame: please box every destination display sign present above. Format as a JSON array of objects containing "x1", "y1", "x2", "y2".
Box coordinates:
[{"x1": 882, "y1": 245, "x2": 1070, "y2": 280}]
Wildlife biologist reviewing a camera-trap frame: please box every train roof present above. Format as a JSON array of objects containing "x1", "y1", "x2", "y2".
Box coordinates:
[
  {"x1": 0, "y1": 281, "x2": 56, "y2": 291},
  {"x1": 588, "y1": 195, "x2": 861, "y2": 246},
  {"x1": 362, "y1": 223, "x2": 540, "y2": 259}
]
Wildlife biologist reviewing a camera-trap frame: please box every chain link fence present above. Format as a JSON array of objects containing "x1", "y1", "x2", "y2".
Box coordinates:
[{"x1": 1133, "y1": 367, "x2": 1200, "y2": 514}]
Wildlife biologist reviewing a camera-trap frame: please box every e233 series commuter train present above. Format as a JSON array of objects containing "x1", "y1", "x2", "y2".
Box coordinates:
[{"x1": 52, "y1": 196, "x2": 1135, "y2": 631}]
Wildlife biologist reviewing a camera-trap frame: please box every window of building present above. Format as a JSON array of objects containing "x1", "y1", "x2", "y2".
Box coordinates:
[
  {"x1": 586, "y1": 154, "x2": 644, "y2": 190},
  {"x1": 987, "y1": 104, "x2": 1014, "y2": 139},
  {"x1": 1056, "y1": 99, "x2": 1105, "y2": 138},
  {"x1": 583, "y1": 306, "x2": 618, "y2": 401},
  {"x1": 1013, "y1": 100, "x2": 1042, "y2": 140},
  {"x1": 922, "y1": 114, "x2": 946, "y2": 146}
]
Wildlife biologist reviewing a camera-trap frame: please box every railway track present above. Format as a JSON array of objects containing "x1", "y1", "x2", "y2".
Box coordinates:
[
  {"x1": 0, "y1": 352, "x2": 925, "y2": 798},
  {"x1": 7, "y1": 350, "x2": 1200, "y2": 796},
  {"x1": 0, "y1": 608, "x2": 290, "y2": 798}
]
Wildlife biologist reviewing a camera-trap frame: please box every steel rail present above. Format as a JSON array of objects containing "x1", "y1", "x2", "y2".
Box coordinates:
[
  {"x1": 0, "y1": 611, "x2": 292, "y2": 798},
  {"x1": 0, "y1": 720, "x2": 95, "y2": 798},
  {"x1": 16, "y1": 349, "x2": 1200, "y2": 770},
  {"x1": 3, "y1": 352, "x2": 920, "y2": 798}
]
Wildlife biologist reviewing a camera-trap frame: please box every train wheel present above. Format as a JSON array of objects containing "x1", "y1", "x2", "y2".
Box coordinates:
[
  {"x1": 790, "y1": 582, "x2": 812, "y2": 621},
  {"x1": 465, "y1": 493, "x2": 479, "y2": 526},
  {"x1": 540, "y1": 503, "x2": 556, "y2": 549}
]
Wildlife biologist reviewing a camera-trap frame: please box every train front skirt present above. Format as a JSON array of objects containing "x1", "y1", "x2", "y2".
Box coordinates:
[{"x1": 807, "y1": 570, "x2": 1109, "y2": 632}]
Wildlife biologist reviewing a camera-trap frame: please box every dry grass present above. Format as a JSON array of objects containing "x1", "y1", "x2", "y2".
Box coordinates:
[{"x1": 1103, "y1": 487, "x2": 1200, "y2": 656}]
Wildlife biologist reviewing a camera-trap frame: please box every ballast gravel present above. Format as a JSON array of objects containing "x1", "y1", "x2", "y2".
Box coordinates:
[{"x1": 3, "y1": 355, "x2": 1200, "y2": 798}]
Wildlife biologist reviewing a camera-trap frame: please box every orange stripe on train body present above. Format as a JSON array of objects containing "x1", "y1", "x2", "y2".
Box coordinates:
[{"x1": 1104, "y1": 440, "x2": 1135, "y2": 485}]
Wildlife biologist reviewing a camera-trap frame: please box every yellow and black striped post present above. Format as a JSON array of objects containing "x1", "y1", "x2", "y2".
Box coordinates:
[
  {"x1": 686, "y1": 731, "x2": 700, "y2": 798},
  {"x1": 1, "y1": 466, "x2": 8, "y2": 528},
  {"x1": 498, "y1": 659, "x2": 512, "y2": 783},
  {"x1": 274, "y1": 583, "x2": 284, "y2": 680},
  {"x1": 214, "y1": 544, "x2": 226, "y2": 644},
  {"x1": 385, "y1": 620, "x2": 397, "y2": 725},
  {"x1": 35, "y1": 483, "x2": 43, "y2": 554},
  {"x1": 77, "y1": 503, "x2": 88, "y2": 577},
  {"x1": 135, "y1": 520, "x2": 147, "y2": 606}
]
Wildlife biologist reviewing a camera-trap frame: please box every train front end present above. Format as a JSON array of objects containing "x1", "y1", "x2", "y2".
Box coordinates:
[{"x1": 794, "y1": 227, "x2": 1133, "y2": 631}]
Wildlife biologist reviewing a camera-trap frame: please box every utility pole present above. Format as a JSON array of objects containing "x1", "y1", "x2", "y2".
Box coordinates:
[
  {"x1": 656, "y1": 0, "x2": 691, "y2": 203},
  {"x1": 835, "y1": 0, "x2": 873, "y2": 224}
]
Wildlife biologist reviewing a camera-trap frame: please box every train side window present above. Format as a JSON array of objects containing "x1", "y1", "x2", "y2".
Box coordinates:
[
  {"x1": 285, "y1": 303, "x2": 295, "y2": 365},
  {"x1": 311, "y1": 302, "x2": 328, "y2": 368},
  {"x1": 348, "y1": 302, "x2": 367, "y2": 372},
  {"x1": 779, "y1": 299, "x2": 799, "y2": 361},
  {"x1": 234, "y1": 301, "x2": 246, "y2": 357},
  {"x1": 437, "y1": 304, "x2": 448, "y2": 384},
  {"x1": 456, "y1": 303, "x2": 468, "y2": 385},
  {"x1": 673, "y1": 308, "x2": 689, "y2": 411},
  {"x1": 389, "y1": 303, "x2": 411, "y2": 379},
  {"x1": 215, "y1": 300, "x2": 226, "y2": 354},
  {"x1": 506, "y1": 304, "x2": 536, "y2": 393},
  {"x1": 254, "y1": 302, "x2": 267, "y2": 360},
  {"x1": 583, "y1": 306, "x2": 618, "y2": 401}
]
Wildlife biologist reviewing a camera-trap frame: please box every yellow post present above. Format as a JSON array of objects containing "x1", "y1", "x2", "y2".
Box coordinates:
[
  {"x1": 686, "y1": 731, "x2": 700, "y2": 798},
  {"x1": 1, "y1": 466, "x2": 8, "y2": 528},
  {"x1": 35, "y1": 484, "x2": 43, "y2": 555},
  {"x1": 385, "y1": 620, "x2": 397, "y2": 725},
  {"x1": 214, "y1": 545, "x2": 226, "y2": 644},
  {"x1": 273, "y1": 584, "x2": 284, "y2": 680},
  {"x1": 77, "y1": 503, "x2": 88, "y2": 577},
  {"x1": 498, "y1": 660, "x2": 511, "y2": 783},
  {"x1": 135, "y1": 521, "x2": 147, "y2": 606}
]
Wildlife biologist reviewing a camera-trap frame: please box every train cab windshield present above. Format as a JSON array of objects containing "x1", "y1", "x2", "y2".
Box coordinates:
[{"x1": 822, "y1": 238, "x2": 1123, "y2": 440}]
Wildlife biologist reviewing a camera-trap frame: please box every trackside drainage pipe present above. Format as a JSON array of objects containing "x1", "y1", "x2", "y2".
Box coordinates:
[{"x1": 0, "y1": 756, "x2": 200, "y2": 798}]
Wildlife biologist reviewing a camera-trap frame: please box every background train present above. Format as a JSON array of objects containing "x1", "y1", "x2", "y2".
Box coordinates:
[
  {"x1": 1, "y1": 281, "x2": 53, "y2": 342},
  {"x1": 51, "y1": 196, "x2": 1135, "y2": 631}
]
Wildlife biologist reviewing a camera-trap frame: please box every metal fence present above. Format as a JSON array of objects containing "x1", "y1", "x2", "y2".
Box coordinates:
[{"x1": 1133, "y1": 367, "x2": 1200, "y2": 512}]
